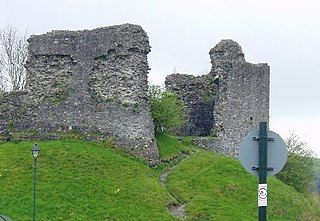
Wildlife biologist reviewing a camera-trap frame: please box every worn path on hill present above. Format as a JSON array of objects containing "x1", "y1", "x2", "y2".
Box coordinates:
[{"x1": 160, "y1": 150, "x2": 197, "y2": 220}]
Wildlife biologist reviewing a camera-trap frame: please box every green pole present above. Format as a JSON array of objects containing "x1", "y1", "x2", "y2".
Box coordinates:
[
  {"x1": 258, "y1": 122, "x2": 268, "y2": 221},
  {"x1": 33, "y1": 158, "x2": 37, "y2": 221}
]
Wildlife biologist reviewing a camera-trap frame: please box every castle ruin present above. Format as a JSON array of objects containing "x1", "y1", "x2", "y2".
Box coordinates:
[
  {"x1": 0, "y1": 24, "x2": 158, "y2": 163},
  {"x1": 166, "y1": 40, "x2": 269, "y2": 156},
  {"x1": 0, "y1": 24, "x2": 269, "y2": 161}
]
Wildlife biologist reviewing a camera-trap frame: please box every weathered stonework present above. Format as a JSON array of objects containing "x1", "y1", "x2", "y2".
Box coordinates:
[
  {"x1": 0, "y1": 24, "x2": 269, "y2": 161},
  {"x1": 166, "y1": 40, "x2": 269, "y2": 157},
  {"x1": 0, "y1": 24, "x2": 158, "y2": 163},
  {"x1": 165, "y1": 74, "x2": 217, "y2": 136}
]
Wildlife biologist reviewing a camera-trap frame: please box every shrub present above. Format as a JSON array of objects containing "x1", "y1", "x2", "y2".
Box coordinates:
[
  {"x1": 276, "y1": 134, "x2": 315, "y2": 193},
  {"x1": 148, "y1": 84, "x2": 186, "y2": 133}
]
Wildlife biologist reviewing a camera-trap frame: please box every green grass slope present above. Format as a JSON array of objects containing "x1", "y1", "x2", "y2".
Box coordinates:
[
  {"x1": 0, "y1": 135, "x2": 319, "y2": 220},
  {"x1": 0, "y1": 140, "x2": 177, "y2": 221},
  {"x1": 166, "y1": 150, "x2": 320, "y2": 220},
  {"x1": 156, "y1": 133, "x2": 190, "y2": 161}
]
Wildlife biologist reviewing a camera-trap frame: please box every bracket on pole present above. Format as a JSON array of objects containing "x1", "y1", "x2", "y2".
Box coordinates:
[
  {"x1": 253, "y1": 137, "x2": 275, "y2": 141},
  {"x1": 252, "y1": 166, "x2": 274, "y2": 171}
]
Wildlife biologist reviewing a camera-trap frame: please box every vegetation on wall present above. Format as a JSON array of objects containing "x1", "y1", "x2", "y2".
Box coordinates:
[{"x1": 148, "y1": 84, "x2": 186, "y2": 133}]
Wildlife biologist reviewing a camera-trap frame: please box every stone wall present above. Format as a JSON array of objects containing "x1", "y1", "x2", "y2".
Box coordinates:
[
  {"x1": 0, "y1": 24, "x2": 269, "y2": 160},
  {"x1": 166, "y1": 40, "x2": 269, "y2": 157},
  {"x1": 0, "y1": 24, "x2": 158, "y2": 164},
  {"x1": 165, "y1": 74, "x2": 217, "y2": 136}
]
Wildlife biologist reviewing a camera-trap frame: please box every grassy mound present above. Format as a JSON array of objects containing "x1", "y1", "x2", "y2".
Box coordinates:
[
  {"x1": 0, "y1": 140, "x2": 177, "y2": 220},
  {"x1": 156, "y1": 133, "x2": 191, "y2": 161},
  {"x1": 166, "y1": 150, "x2": 320, "y2": 220},
  {"x1": 0, "y1": 135, "x2": 319, "y2": 220}
]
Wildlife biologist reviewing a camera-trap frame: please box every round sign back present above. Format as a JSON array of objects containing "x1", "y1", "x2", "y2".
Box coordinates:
[{"x1": 239, "y1": 130, "x2": 288, "y2": 176}]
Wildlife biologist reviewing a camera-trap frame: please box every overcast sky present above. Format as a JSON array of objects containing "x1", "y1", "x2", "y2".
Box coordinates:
[{"x1": 1, "y1": 0, "x2": 319, "y2": 155}]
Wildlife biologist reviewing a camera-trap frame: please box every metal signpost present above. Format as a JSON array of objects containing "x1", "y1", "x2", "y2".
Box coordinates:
[
  {"x1": 239, "y1": 122, "x2": 288, "y2": 221},
  {"x1": 258, "y1": 122, "x2": 268, "y2": 220}
]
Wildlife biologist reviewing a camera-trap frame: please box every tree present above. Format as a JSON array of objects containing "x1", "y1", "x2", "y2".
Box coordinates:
[
  {"x1": 0, "y1": 25, "x2": 28, "y2": 92},
  {"x1": 276, "y1": 134, "x2": 315, "y2": 193},
  {"x1": 148, "y1": 84, "x2": 186, "y2": 133}
]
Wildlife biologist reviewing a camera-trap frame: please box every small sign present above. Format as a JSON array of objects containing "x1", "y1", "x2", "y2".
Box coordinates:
[{"x1": 258, "y1": 184, "x2": 267, "y2": 207}]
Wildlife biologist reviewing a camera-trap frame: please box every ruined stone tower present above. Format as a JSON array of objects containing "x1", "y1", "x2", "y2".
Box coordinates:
[
  {"x1": 0, "y1": 24, "x2": 158, "y2": 163},
  {"x1": 166, "y1": 40, "x2": 269, "y2": 157},
  {"x1": 0, "y1": 23, "x2": 269, "y2": 161}
]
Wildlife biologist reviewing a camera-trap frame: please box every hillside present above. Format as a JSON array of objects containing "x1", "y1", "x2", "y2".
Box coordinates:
[
  {"x1": 0, "y1": 140, "x2": 177, "y2": 220},
  {"x1": 0, "y1": 135, "x2": 319, "y2": 220}
]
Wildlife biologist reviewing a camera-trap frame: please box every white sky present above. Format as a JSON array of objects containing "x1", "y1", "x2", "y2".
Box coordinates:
[{"x1": 1, "y1": 0, "x2": 319, "y2": 156}]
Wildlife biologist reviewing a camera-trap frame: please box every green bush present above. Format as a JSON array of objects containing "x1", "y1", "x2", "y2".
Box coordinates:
[
  {"x1": 276, "y1": 134, "x2": 315, "y2": 193},
  {"x1": 148, "y1": 84, "x2": 186, "y2": 133}
]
